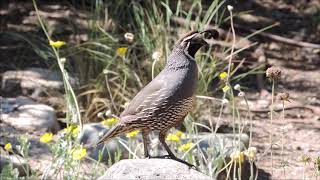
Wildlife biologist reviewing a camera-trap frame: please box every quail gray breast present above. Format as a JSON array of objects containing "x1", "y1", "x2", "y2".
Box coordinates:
[{"x1": 97, "y1": 29, "x2": 219, "y2": 167}]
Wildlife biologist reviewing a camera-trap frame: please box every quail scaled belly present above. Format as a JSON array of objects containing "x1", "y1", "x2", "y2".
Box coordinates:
[{"x1": 98, "y1": 29, "x2": 219, "y2": 167}]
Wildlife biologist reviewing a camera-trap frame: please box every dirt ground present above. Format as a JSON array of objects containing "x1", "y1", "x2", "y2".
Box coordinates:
[{"x1": 1, "y1": 0, "x2": 320, "y2": 179}]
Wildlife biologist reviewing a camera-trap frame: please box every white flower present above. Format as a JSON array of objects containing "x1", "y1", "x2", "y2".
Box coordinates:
[
  {"x1": 97, "y1": 112, "x2": 104, "y2": 118},
  {"x1": 227, "y1": 5, "x2": 233, "y2": 11},
  {"x1": 105, "y1": 110, "x2": 112, "y2": 117},
  {"x1": 234, "y1": 84, "x2": 241, "y2": 91},
  {"x1": 124, "y1": 32, "x2": 134, "y2": 43},
  {"x1": 152, "y1": 51, "x2": 162, "y2": 61}
]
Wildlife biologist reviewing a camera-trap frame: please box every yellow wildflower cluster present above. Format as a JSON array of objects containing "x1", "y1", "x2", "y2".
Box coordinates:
[
  {"x1": 71, "y1": 147, "x2": 87, "y2": 160},
  {"x1": 126, "y1": 130, "x2": 140, "y2": 138},
  {"x1": 222, "y1": 85, "x2": 230, "y2": 93},
  {"x1": 244, "y1": 147, "x2": 257, "y2": 161},
  {"x1": 116, "y1": 47, "x2": 128, "y2": 57},
  {"x1": 63, "y1": 124, "x2": 79, "y2": 136},
  {"x1": 166, "y1": 133, "x2": 180, "y2": 142},
  {"x1": 178, "y1": 142, "x2": 194, "y2": 152},
  {"x1": 230, "y1": 151, "x2": 244, "y2": 164},
  {"x1": 4, "y1": 143, "x2": 12, "y2": 152},
  {"x1": 49, "y1": 40, "x2": 66, "y2": 48},
  {"x1": 101, "y1": 117, "x2": 119, "y2": 127},
  {"x1": 166, "y1": 131, "x2": 187, "y2": 143},
  {"x1": 219, "y1": 72, "x2": 228, "y2": 80},
  {"x1": 40, "y1": 132, "x2": 53, "y2": 143},
  {"x1": 175, "y1": 130, "x2": 186, "y2": 139}
]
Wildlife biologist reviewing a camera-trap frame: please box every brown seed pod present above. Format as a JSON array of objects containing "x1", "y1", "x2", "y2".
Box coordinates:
[
  {"x1": 266, "y1": 66, "x2": 282, "y2": 80},
  {"x1": 277, "y1": 92, "x2": 290, "y2": 102}
]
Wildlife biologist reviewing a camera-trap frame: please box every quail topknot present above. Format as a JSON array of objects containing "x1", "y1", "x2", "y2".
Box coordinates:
[{"x1": 97, "y1": 29, "x2": 219, "y2": 167}]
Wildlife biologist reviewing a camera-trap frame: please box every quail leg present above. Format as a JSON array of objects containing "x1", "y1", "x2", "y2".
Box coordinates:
[
  {"x1": 142, "y1": 131, "x2": 151, "y2": 158},
  {"x1": 158, "y1": 130, "x2": 197, "y2": 170}
]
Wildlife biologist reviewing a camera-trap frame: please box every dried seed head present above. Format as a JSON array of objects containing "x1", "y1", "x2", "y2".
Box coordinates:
[
  {"x1": 278, "y1": 92, "x2": 290, "y2": 102},
  {"x1": 266, "y1": 66, "x2": 281, "y2": 80},
  {"x1": 238, "y1": 91, "x2": 245, "y2": 97},
  {"x1": 227, "y1": 5, "x2": 233, "y2": 11},
  {"x1": 124, "y1": 32, "x2": 134, "y2": 43},
  {"x1": 97, "y1": 112, "x2": 104, "y2": 118},
  {"x1": 234, "y1": 84, "x2": 241, "y2": 91},
  {"x1": 105, "y1": 110, "x2": 112, "y2": 117},
  {"x1": 152, "y1": 51, "x2": 162, "y2": 61}
]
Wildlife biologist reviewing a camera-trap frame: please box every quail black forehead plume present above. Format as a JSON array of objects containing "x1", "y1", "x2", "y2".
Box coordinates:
[
  {"x1": 201, "y1": 29, "x2": 219, "y2": 39},
  {"x1": 176, "y1": 29, "x2": 219, "y2": 45},
  {"x1": 176, "y1": 31, "x2": 198, "y2": 44}
]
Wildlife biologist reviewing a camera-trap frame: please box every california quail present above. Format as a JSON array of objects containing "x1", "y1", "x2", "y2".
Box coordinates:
[{"x1": 98, "y1": 29, "x2": 219, "y2": 167}]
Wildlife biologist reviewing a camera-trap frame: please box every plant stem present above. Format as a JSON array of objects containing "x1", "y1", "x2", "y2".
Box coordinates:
[
  {"x1": 32, "y1": 0, "x2": 82, "y2": 128},
  {"x1": 281, "y1": 100, "x2": 286, "y2": 178},
  {"x1": 270, "y1": 80, "x2": 275, "y2": 176}
]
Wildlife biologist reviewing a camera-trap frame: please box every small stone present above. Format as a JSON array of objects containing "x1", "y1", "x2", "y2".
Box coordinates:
[{"x1": 269, "y1": 42, "x2": 281, "y2": 50}]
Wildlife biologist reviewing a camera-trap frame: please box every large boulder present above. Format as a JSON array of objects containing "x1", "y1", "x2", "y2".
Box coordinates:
[
  {"x1": 98, "y1": 159, "x2": 213, "y2": 180},
  {"x1": 1, "y1": 97, "x2": 59, "y2": 133},
  {"x1": 1, "y1": 67, "x2": 78, "y2": 98}
]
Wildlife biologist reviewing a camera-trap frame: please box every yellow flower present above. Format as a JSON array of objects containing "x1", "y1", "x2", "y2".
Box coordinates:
[
  {"x1": 230, "y1": 151, "x2": 244, "y2": 164},
  {"x1": 71, "y1": 147, "x2": 87, "y2": 160},
  {"x1": 63, "y1": 124, "x2": 78, "y2": 135},
  {"x1": 116, "y1": 47, "x2": 128, "y2": 57},
  {"x1": 179, "y1": 142, "x2": 194, "y2": 152},
  {"x1": 244, "y1": 147, "x2": 257, "y2": 160},
  {"x1": 40, "y1": 132, "x2": 53, "y2": 143},
  {"x1": 175, "y1": 130, "x2": 186, "y2": 139},
  {"x1": 126, "y1": 130, "x2": 140, "y2": 138},
  {"x1": 49, "y1": 40, "x2": 66, "y2": 48},
  {"x1": 222, "y1": 85, "x2": 230, "y2": 92},
  {"x1": 166, "y1": 133, "x2": 180, "y2": 143},
  {"x1": 4, "y1": 143, "x2": 12, "y2": 152},
  {"x1": 300, "y1": 154, "x2": 311, "y2": 164},
  {"x1": 219, "y1": 72, "x2": 228, "y2": 80},
  {"x1": 72, "y1": 127, "x2": 79, "y2": 136},
  {"x1": 101, "y1": 117, "x2": 119, "y2": 127}
]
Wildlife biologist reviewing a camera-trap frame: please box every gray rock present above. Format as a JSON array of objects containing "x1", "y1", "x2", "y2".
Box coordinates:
[
  {"x1": 2, "y1": 67, "x2": 78, "y2": 98},
  {"x1": 98, "y1": 159, "x2": 213, "y2": 180},
  {"x1": 1, "y1": 97, "x2": 59, "y2": 133},
  {"x1": 78, "y1": 123, "x2": 128, "y2": 161}
]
